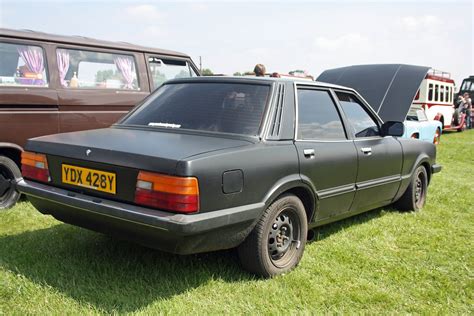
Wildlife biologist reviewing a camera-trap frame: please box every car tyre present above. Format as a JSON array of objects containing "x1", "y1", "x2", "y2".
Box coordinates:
[
  {"x1": 395, "y1": 165, "x2": 428, "y2": 212},
  {"x1": 238, "y1": 194, "x2": 307, "y2": 278},
  {"x1": 0, "y1": 155, "x2": 21, "y2": 210}
]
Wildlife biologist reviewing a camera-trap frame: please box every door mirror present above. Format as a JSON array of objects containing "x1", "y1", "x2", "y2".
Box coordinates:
[{"x1": 381, "y1": 121, "x2": 404, "y2": 137}]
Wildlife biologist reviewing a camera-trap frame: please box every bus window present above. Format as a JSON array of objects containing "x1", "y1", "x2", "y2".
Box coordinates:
[
  {"x1": 434, "y1": 84, "x2": 439, "y2": 102},
  {"x1": 428, "y1": 84, "x2": 433, "y2": 101},
  {"x1": 440, "y1": 85, "x2": 444, "y2": 102}
]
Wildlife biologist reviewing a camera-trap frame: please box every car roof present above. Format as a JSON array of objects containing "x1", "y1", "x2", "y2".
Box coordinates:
[
  {"x1": 166, "y1": 76, "x2": 356, "y2": 91},
  {"x1": 0, "y1": 28, "x2": 191, "y2": 58}
]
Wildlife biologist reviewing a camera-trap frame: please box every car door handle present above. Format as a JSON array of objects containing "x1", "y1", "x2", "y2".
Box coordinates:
[
  {"x1": 361, "y1": 147, "x2": 372, "y2": 155},
  {"x1": 303, "y1": 149, "x2": 315, "y2": 158}
]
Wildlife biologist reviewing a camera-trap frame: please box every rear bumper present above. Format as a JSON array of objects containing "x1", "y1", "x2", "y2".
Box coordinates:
[
  {"x1": 431, "y1": 164, "x2": 442, "y2": 174},
  {"x1": 17, "y1": 179, "x2": 263, "y2": 254}
]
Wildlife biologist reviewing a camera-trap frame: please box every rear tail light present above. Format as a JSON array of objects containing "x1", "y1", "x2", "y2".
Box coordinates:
[
  {"x1": 21, "y1": 151, "x2": 50, "y2": 182},
  {"x1": 134, "y1": 171, "x2": 199, "y2": 213}
]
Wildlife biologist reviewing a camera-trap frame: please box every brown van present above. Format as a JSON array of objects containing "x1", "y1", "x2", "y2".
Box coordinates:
[{"x1": 0, "y1": 28, "x2": 200, "y2": 208}]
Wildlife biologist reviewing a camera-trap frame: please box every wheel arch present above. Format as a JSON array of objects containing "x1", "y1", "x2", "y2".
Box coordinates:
[
  {"x1": 262, "y1": 176, "x2": 317, "y2": 224},
  {"x1": 0, "y1": 143, "x2": 23, "y2": 167}
]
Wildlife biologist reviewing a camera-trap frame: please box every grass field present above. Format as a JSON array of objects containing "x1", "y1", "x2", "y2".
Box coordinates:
[{"x1": 0, "y1": 130, "x2": 473, "y2": 315}]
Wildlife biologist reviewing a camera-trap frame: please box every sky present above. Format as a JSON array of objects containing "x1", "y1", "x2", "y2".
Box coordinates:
[{"x1": 1, "y1": 0, "x2": 472, "y2": 85}]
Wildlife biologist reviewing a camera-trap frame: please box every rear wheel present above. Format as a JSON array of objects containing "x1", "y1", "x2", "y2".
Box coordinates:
[
  {"x1": 238, "y1": 194, "x2": 307, "y2": 277},
  {"x1": 433, "y1": 128, "x2": 441, "y2": 145},
  {"x1": 0, "y1": 156, "x2": 21, "y2": 209},
  {"x1": 395, "y1": 165, "x2": 428, "y2": 212}
]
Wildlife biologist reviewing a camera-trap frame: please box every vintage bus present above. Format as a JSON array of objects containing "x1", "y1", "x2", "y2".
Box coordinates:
[{"x1": 412, "y1": 69, "x2": 465, "y2": 131}]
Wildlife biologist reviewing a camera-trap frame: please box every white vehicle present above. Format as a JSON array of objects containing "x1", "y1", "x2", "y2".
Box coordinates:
[{"x1": 412, "y1": 70, "x2": 465, "y2": 131}]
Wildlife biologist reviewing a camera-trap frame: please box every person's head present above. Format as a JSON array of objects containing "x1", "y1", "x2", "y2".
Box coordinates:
[
  {"x1": 254, "y1": 64, "x2": 266, "y2": 77},
  {"x1": 463, "y1": 92, "x2": 470, "y2": 99}
]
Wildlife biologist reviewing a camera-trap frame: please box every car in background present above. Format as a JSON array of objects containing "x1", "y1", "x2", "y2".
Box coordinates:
[
  {"x1": 404, "y1": 105, "x2": 442, "y2": 144},
  {"x1": 0, "y1": 28, "x2": 200, "y2": 209},
  {"x1": 17, "y1": 77, "x2": 441, "y2": 277}
]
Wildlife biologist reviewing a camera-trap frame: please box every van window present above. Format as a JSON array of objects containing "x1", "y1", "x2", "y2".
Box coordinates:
[
  {"x1": 56, "y1": 48, "x2": 139, "y2": 90},
  {"x1": 148, "y1": 57, "x2": 197, "y2": 88},
  {"x1": 0, "y1": 42, "x2": 48, "y2": 87},
  {"x1": 428, "y1": 84, "x2": 433, "y2": 101}
]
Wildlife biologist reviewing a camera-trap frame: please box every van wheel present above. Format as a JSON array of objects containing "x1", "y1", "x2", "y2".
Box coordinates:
[
  {"x1": 0, "y1": 156, "x2": 21, "y2": 210},
  {"x1": 395, "y1": 165, "x2": 428, "y2": 212},
  {"x1": 238, "y1": 194, "x2": 307, "y2": 277}
]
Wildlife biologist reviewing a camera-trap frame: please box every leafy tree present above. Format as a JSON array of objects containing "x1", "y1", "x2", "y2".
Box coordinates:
[
  {"x1": 201, "y1": 68, "x2": 214, "y2": 76},
  {"x1": 233, "y1": 72, "x2": 242, "y2": 76},
  {"x1": 95, "y1": 69, "x2": 120, "y2": 83}
]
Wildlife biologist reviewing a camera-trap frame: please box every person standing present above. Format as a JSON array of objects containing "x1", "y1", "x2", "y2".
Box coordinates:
[{"x1": 463, "y1": 92, "x2": 472, "y2": 129}]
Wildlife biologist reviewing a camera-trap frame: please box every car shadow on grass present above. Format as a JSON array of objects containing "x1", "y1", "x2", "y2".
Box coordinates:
[
  {"x1": 0, "y1": 223, "x2": 252, "y2": 313},
  {"x1": 309, "y1": 207, "x2": 393, "y2": 242},
  {"x1": 0, "y1": 206, "x2": 393, "y2": 313}
]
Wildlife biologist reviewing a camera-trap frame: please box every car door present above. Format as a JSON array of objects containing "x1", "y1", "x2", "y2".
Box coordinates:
[
  {"x1": 335, "y1": 91, "x2": 403, "y2": 213},
  {"x1": 294, "y1": 87, "x2": 358, "y2": 221}
]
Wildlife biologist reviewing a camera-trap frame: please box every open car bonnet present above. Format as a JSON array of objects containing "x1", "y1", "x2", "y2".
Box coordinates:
[{"x1": 317, "y1": 64, "x2": 430, "y2": 122}]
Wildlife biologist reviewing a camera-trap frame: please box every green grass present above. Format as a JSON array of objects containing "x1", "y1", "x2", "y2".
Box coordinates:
[{"x1": 1, "y1": 131, "x2": 473, "y2": 315}]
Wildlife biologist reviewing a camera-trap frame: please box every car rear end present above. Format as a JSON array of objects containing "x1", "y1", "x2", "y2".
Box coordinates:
[{"x1": 17, "y1": 79, "x2": 273, "y2": 254}]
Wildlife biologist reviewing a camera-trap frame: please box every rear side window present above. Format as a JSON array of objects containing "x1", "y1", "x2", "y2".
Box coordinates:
[
  {"x1": 122, "y1": 82, "x2": 270, "y2": 136},
  {"x1": 0, "y1": 42, "x2": 48, "y2": 87},
  {"x1": 56, "y1": 48, "x2": 139, "y2": 90},
  {"x1": 336, "y1": 92, "x2": 380, "y2": 138},
  {"x1": 297, "y1": 89, "x2": 346, "y2": 140},
  {"x1": 148, "y1": 57, "x2": 197, "y2": 89}
]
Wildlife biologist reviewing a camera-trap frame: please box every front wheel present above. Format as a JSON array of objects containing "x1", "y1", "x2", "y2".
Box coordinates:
[
  {"x1": 238, "y1": 194, "x2": 308, "y2": 277},
  {"x1": 395, "y1": 165, "x2": 428, "y2": 212},
  {"x1": 0, "y1": 156, "x2": 21, "y2": 210}
]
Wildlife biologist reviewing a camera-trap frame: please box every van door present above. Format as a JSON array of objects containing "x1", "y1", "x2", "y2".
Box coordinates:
[
  {"x1": 0, "y1": 40, "x2": 59, "y2": 148},
  {"x1": 54, "y1": 46, "x2": 150, "y2": 133}
]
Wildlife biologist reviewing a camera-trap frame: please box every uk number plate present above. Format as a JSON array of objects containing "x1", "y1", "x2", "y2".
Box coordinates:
[{"x1": 61, "y1": 164, "x2": 116, "y2": 194}]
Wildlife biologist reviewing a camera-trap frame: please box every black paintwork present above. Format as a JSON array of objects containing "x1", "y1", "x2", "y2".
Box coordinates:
[
  {"x1": 18, "y1": 77, "x2": 440, "y2": 254},
  {"x1": 317, "y1": 64, "x2": 430, "y2": 122}
]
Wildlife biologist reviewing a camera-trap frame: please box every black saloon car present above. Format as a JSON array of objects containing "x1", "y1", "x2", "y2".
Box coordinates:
[{"x1": 17, "y1": 77, "x2": 441, "y2": 277}]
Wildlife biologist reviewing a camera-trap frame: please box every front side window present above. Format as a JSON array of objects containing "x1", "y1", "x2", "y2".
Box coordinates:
[
  {"x1": 336, "y1": 92, "x2": 380, "y2": 138},
  {"x1": 56, "y1": 48, "x2": 139, "y2": 90},
  {"x1": 148, "y1": 57, "x2": 198, "y2": 89},
  {"x1": 122, "y1": 82, "x2": 270, "y2": 136},
  {"x1": 0, "y1": 42, "x2": 48, "y2": 87},
  {"x1": 297, "y1": 89, "x2": 346, "y2": 140}
]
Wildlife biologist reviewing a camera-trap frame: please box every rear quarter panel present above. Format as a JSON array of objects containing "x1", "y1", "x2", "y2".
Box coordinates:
[{"x1": 175, "y1": 142, "x2": 300, "y2": 213}]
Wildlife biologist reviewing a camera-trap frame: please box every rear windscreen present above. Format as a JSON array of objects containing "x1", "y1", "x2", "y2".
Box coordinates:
[{"x1": 122, "y1": 82, "x2": 270, "y2": 136}]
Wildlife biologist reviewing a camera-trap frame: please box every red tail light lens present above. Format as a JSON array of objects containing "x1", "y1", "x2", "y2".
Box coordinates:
[
  {"x1": 21, "y1": 151, "x2": 50, "y2": 182},
  {"x1": 134, "y1": 171, "x2": 199, "y2": 213}
]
